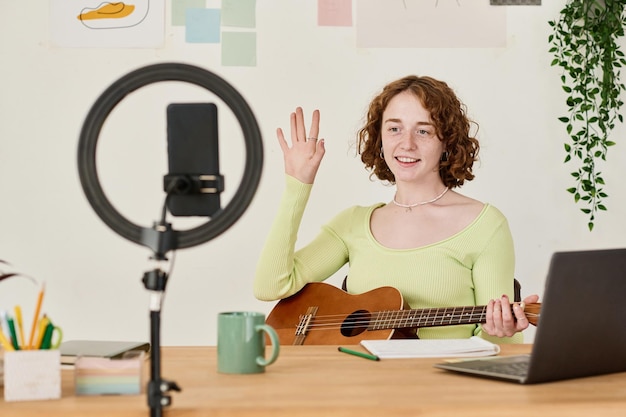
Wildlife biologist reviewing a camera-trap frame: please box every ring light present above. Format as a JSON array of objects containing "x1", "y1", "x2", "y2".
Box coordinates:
[{"x1": 77, "y1": 62, "x2": 263, "y2": 250}]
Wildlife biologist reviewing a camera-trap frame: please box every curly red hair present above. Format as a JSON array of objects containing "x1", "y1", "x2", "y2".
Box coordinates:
[{"x1": 357, "y1": 75, "x2": 479, "y2": 188}]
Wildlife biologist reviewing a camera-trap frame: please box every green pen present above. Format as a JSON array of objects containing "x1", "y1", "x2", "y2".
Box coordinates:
[
  {"x1": 7, "y1": 316, "x2": 20, "y2": 350},
  {"x1": 40, "y1": 322, "x2": 55, "y2": 350},
  {"x1": 338, "y1": 346, "x2": 380, "y2": 361}
]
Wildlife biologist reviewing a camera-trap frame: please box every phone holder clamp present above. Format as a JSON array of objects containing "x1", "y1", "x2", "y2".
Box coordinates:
[{"x1": 163, "y1": 173, "x2": 225, "y2": 195}]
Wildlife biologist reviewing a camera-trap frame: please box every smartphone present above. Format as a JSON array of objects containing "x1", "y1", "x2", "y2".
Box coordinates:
[{"x1": 165, "y1": 103, "x2": 222, "y2": 217}]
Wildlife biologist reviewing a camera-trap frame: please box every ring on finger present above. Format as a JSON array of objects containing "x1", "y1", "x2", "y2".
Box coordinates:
[{"x1": 307, "y1": 137, "x2": 318, "y2": 142}]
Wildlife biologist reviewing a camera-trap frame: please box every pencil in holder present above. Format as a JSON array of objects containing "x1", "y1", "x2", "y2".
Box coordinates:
[
  {"x1": 74, "y1": 351, "x2": 145, "y2": 396},
  {"x1": 3, "y1": 349, "x2": 61, "y2": 401}
]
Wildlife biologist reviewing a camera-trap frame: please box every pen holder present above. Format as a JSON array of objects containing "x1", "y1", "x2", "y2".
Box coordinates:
[
  {"x1": 3, "y1": 349, "x2": 61, "y2": 401},
  {"x1": 74, "y1": 351, "x2": 144, "y2": 396}
]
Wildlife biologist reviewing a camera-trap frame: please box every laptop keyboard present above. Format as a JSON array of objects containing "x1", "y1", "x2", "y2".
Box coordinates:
[{"x1": 480, "y1": 359, "x2": 529, "y2": 377}]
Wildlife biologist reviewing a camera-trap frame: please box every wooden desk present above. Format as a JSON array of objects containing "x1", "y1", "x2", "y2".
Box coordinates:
[{"x1": 2, "y1": 345, "x2": 626, "y2": 416}]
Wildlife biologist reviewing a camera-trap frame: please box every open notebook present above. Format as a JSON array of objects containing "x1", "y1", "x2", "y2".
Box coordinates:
[
  {"x1": 435, "y1": 248, "x2": 626, "y2": 384},
  {"x1": 361, "y1": 336, "x2": 500, "y2": 359}
]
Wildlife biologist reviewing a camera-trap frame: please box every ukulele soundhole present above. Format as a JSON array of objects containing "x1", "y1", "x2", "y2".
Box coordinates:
[{"x1": 341, "y1": 310, "x2": 371, "y2": 337}]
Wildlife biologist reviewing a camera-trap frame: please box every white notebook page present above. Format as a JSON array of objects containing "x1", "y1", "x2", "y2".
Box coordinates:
[{"x1": 360, "y1": 336, "x2": 501, "y2": 359}]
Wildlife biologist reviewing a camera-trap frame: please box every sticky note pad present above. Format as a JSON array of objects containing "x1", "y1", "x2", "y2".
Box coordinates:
[{"x1": 74, "y1": 352, "x2": 145, "y2": 396}]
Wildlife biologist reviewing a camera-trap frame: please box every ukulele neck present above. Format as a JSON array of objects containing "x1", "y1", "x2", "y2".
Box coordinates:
[{"x1": 371, "y1": 306, "x2": 487, "y2": 330}]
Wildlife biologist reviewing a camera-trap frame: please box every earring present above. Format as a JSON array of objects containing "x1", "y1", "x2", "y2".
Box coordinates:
[
  {"x1": 380, "y1": 148, "x2": 385, "y2": 160},
  {"x1": 441, "y1": 151, "x2": 449, "y2": 162}
]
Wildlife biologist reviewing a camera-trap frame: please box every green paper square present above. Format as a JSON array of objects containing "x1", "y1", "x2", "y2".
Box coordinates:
[
  {"x1": 172, "y1": 0, "x2": 206, "y2": 26},
  {"x1": 221, "y1": 32, "x2": 257, "y2": 67},
  {"x1": 222, "y1": 0, "x2": 256, "y2": 28}
]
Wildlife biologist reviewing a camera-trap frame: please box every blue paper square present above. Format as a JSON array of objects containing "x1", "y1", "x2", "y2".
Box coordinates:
[{"x1": 185, "y1": 8, "x2": 220, "y2": 43}]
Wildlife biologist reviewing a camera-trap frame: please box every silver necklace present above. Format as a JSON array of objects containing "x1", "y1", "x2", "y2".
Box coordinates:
[{"x1": 392, "y1": 187, "x2": 449, "y2": 212}]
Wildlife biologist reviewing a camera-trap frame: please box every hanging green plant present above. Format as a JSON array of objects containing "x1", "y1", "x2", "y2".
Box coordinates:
[{"x1": 548, "y1": 0, "x2": 626, "y2": 231}]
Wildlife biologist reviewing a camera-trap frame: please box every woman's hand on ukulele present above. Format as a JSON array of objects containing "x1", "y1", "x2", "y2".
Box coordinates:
[{"x1": 483, "y1": 294, "x2": 540, "y2": 337}]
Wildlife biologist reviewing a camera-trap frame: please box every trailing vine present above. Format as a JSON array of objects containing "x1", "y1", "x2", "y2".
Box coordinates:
[{"x1": 548, "y1": 0, "x2": 626, "y2": 231}]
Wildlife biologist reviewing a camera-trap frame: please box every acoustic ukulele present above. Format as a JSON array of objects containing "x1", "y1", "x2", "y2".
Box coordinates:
[{"x1": 266, "y1": 282, "x2": 541, "y2": 345}]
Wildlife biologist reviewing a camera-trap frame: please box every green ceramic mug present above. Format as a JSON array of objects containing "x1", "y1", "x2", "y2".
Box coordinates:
[{"x1": 217, "y1": 311, "x2": 280, "y2": 374}]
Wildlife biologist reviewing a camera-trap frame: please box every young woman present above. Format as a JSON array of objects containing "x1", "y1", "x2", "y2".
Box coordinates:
[{"x1": 254, "y1": 75, "x2": 538, "y2": 342}]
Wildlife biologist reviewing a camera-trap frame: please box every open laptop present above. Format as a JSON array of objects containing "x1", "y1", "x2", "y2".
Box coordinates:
[{"x1": 434, "y1": 248, "x2": 626, "y2": 384}]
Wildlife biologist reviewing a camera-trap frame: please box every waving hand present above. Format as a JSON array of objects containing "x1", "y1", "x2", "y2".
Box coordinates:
[{"x1": 277, "y1": 107, "x2": 325, "y2": 184}]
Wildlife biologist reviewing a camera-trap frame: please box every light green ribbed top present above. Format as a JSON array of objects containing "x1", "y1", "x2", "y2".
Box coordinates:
[{"x1": 254, "y1": 175, "x2": 522, "y2": 343}]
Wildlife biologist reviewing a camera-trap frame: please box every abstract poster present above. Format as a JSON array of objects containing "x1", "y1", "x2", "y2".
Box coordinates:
[
  {"x1": 50, "y1": 0, "x2": 165, "y2": 48},
  {"x1": 356, "y1": 0, "x2": 507, "y2": 48}
]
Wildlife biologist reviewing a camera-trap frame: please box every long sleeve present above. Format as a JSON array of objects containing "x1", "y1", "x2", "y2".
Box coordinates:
[
  {"x1": 253, "y1": 175, "x2": 349, "y2": 301},
  {"x1": 469, "y1": 215, "x2": 522, "y2": 343}
]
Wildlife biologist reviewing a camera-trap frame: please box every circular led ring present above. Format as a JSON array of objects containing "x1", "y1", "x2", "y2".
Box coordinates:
[{"x1": 77, "y1": 63, "x2": 263, "y2": 250}]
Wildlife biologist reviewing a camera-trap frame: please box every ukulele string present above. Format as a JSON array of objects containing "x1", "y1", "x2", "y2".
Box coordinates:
[
  {"x1": 295, "y1": 309, "x2": 493, "y2": 331},
  {"x1": 298, "y1": 308, "x2": 487, "y2": 323},
  {"x1": 295, "y1": 302, "x2": 536, "y2": 323},
  {"x1": 291, "y1": 303, "x2": 540, "y2": 331}
]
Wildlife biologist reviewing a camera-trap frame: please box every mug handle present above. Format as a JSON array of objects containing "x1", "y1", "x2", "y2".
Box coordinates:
[{"x1": 255, "y1": 324, "x2": 280, "y2": 367}]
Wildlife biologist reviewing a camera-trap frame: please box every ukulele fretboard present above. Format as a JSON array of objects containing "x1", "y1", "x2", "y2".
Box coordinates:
[{"x1": 370, "y1": 306, "x2": 488, "y2": 330}]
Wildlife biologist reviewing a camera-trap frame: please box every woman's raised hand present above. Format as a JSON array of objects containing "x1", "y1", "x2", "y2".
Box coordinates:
[{"x1": 277, "y1": 107, "x2": 325, "y2": 184}]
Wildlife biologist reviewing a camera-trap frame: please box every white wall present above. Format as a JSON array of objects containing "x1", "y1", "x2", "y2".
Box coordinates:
[{"x1": 1, "y1": 1, "x2": 625, "y2": 346}]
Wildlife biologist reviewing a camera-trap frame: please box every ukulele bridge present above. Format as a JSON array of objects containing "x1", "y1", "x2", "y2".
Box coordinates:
[{"x1": 293, "y1": 306, "x2": 318, "y2": 345}]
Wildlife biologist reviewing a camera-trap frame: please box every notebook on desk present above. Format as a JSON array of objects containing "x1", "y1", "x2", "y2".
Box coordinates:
[
  {"x1": 435, "y1": 248, "x2": 626, "y2": 384},
  {"x1": 59, "y1": 340, "x2": 150, "y2": 365}
]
